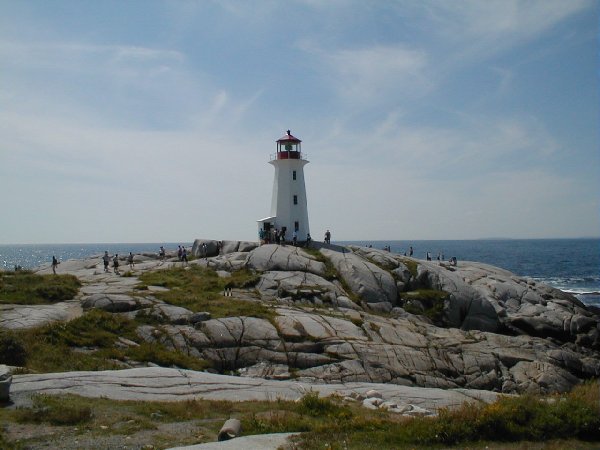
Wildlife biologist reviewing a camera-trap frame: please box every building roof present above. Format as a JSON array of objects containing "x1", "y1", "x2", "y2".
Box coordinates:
[{"x1": 277, "y1": 130, "x2": 301, "y2": 143}]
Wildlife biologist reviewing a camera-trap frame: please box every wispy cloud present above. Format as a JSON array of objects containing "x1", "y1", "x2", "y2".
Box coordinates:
[
  {"x1": 417, "y1": 0, "x2": 593, "y2": 61},
  {"x1": 300, "y1": 42, "x2": 431, "y2": 105},
  {"x1": 0, "y1": 40, "x2": 184, "y2": 71}
]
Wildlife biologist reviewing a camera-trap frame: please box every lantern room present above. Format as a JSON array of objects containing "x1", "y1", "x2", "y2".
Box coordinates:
[{"x1": 275, "y1": 130, "x2": 303, "y2": 160}]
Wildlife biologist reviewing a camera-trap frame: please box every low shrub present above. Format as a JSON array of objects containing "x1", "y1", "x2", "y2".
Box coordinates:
[
  {"x1": 298, "y1": 392, "x2": 350, "y2": 419},
  {"x1": 0, "y1": 332, "x2": 27, "y2": 365},
  {"x1": 42, "y1": 309, "x2": 136, "y2": 348},
  {"x1": 0, "y1": 272, "x2": 81, "y2": 305}
]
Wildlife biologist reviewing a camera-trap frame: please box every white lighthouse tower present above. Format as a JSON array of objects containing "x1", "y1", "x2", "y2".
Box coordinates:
[{"x1": 257, "y1": 130, "x2": 310, "y2": 243}]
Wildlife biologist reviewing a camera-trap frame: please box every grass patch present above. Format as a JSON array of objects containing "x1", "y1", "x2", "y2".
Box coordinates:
[
  {"x1": 4, "y1": 309, "x2": 209, "y2": 372},
  {"x1": 14, "y1": 394, "x2": 93, "y2": 426},
  {"x1": 400, "y1": 258, "x2": 419, "y2": 278},
  {"x1": 138, "y1": 266, "x2": 274, "y2": 320},
  {"x1": 0, "y1": 271, "x2": 81, "y2": 305},
  {"x1": 0, "y1": 383, "x2": 598, "y2": 449}
]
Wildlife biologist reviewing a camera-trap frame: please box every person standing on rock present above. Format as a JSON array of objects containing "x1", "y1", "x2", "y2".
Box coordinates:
[
  {"x1": 177, "y1": 246, "x2": 183, "y2": 261},
  {"x1": 159, "y1": 246, "x2": 166, "y2": 260},
  {"x1": 113, "y1": 254, "x2": 120, "y2": 275},
  {"x1": 292, "y1": 230, "x2": 297, "y2": 246},
  {"x1": 182, "y1": 248, "x2": 188, "y2": 265},
  {"x1": 51, "y1": 256, "x2": 59, "y2": 274},
  {"x1": 128, "y1": 252, "x2": 135, "y2": 269},
  {"x1": 324, "y1": 229, "x2": 331, "y2": 244},
  {"x1": 102, "y1": 251, "x2": 110, "y2": 273}
]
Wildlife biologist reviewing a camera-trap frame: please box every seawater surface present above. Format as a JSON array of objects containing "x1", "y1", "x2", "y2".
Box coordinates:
[{"x1": 1, "y1": 238, "x2": 598, "y2": 306}]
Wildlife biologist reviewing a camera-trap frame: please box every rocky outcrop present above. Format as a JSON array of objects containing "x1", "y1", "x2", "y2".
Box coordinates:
[
  {"x1": 6, "y1": 242, "x2": 599, "y2": 397},
  {"x1": 135, "y1": 306, "x2": 600, "y2": 394}
]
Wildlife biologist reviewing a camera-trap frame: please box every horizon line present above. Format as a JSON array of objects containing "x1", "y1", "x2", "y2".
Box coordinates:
[{"x1": 2, "y1": 236, "x2": 599, "y2": 246}]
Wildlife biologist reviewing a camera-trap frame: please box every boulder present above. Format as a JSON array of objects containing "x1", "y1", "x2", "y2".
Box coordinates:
[
  {"x1": 192, "y1": 239, "x2": 258, "y2": 258},
  {"x1": 256, "y1": 271, "x2": 343, "y2": 304},
  {"x1": 320, "y1": 247, "x2": 397, "y2": 304},
  {"x1": 220, "y1": 240, "x2": 259, "y2": 254},
  {"x1": 81, "y1": 293, "x2": 150, "y2": 313},
  {"x1": 191, "y1": 239, "x2": 220, "y2": 258},
  {"x1": 247, "y1": 245, "x2": 327, "y2": 276},
  {"x1": 0, "y1": 364, "x2": 11, "y2": 402},
  {"x1": 137, "y1": 304, "x2": 193, "y2": 324}
]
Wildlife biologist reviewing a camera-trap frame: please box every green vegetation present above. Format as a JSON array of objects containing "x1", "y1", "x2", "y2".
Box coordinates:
[
  {"x1": 0, "y1": 309, "x2": 209, "y2": 372},
  {"x1": 137, "y1": 266, "x2": 274, "y2": 320},
  {"x1": 295, "y1": 381, "x2": 600, "y2": 449},
  {"x1": 14, "y1": 394, "x2": 93, "y2": 426},
  {"x1": 0, "y1": 271, "x2": 81, "y2": 305},
  {"x1": 401, "y1": 289, "x2": 448, "y2": 325},
  {"x1": 1, "y1": 382, "x2": 598, "y2": 449},
  {"x1": 0, "y1": 332, "x2": 27, "y2": 366},
  {"x1": 400, "y1": 258, "x2": 419, "y2": 278},
  {"x1": 301, "y1": 247, "x2": 338, "y2": 281}
]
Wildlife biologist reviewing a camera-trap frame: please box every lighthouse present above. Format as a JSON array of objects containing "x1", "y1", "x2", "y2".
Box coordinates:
[{"x1": 257, "y1": 130, "x2": 310, "y2": 243}]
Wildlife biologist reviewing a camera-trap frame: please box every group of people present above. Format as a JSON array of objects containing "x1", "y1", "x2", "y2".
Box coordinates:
[
  {"x1": 258, "y1": 227, "x2": 332, "y2": 247},
  {"x1": 423, "y1": 251, "x2": 457, "y2": 265},
  {"x1": 101, "y1": 251, "x2": 135, "y2": 275},
  {"x1": 259, "y1": 228, "x2": 312, "y2": 247},
  {"x1": 177, "y1": 245, "x2": 188, "y2": 264}
]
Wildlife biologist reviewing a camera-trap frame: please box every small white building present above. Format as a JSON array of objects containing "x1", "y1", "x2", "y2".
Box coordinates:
[{"x1": 257, "y1": 130, "x2": 310, "y2": 243}]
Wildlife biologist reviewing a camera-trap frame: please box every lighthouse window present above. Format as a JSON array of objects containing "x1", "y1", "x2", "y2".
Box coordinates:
[
  {"x1": 293, "y1": 195, "x2": 298, "y2": 205},
  {"x1": 293, "y1": 170, "x2": 297, "y2": 180}
]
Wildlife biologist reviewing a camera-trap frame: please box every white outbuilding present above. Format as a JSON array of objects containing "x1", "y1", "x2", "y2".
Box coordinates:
[{"x1": 257, "y1": 130, "x2": 310, "y2": 243}]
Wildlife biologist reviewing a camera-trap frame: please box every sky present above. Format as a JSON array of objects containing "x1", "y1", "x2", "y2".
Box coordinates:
[{"x1": 1, "y1": 0, "x2": 598, "y2": 244}]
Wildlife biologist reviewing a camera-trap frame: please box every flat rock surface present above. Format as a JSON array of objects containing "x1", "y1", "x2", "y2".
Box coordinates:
[
  {"x1": 167, "y1": 432, "x2": 298, "y2": 450},
  {"x1": 0, "y1": 301, "x2": 82, "y2": 330},
  {"x1": 10, "y1": 367, "x2": 500, "y2": 412}
]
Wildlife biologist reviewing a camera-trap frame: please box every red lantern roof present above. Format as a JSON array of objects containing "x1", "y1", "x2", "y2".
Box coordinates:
[{"x1": 277, "y1": 130, "x2": 301, "y2": 143}]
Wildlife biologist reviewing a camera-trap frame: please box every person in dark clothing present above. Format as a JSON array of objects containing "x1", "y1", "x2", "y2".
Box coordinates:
[{"x1": 52, "y1": 256, "x2": 59, "y2": 274}]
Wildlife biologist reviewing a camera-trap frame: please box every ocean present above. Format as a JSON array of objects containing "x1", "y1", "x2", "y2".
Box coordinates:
[{"x1": 1, "y1": 238, "x2": 598, "y2": 307}]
